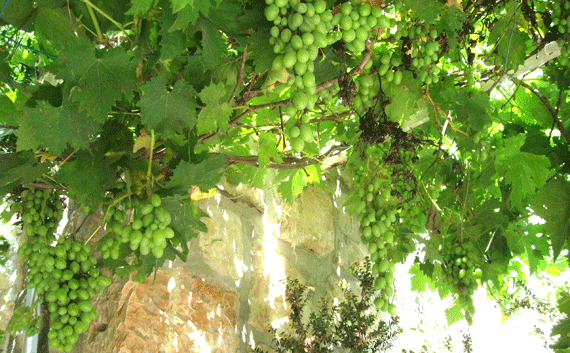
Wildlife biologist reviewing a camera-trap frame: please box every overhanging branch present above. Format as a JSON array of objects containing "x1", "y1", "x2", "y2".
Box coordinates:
[{"x1": 511, "y1": 77, "x2": 570, "y2": 145}]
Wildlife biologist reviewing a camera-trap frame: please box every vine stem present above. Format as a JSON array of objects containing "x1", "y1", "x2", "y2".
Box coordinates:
[
  {"x1": 85, "y1": 3, "x2": 103, "y2": 43},
  {"x1": 147, "y1": 129, "x2": 155, "y2": 191},
  {"x1": 79, "y1": 0, "x2": 125, "y2": 32}
]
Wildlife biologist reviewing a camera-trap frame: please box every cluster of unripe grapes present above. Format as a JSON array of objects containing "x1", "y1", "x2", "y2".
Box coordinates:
[
  {"x1": 17, "y1": 188, "x2": 110, "y2": 352},
  {"x1": 332, "y1": 1, "x2": 392, "y2": 54},
  {"x1": 395, "y1": 22, "x2": 441, "y2": 84},
  {"x1": 553, "y1": 1, "x2": 570, "y2": 35},
  {"x1": 101, "y1": 187, "x2": 174, "y2": 260},
  {"x1": 440, "y1": 238, "x2": 480, "y2": 308},
  {"x1": 350, "y1": 147, "x2": 404, "y2": 316},
  {"x1": 266, "y1": 0, "x2": 397, "y2": 153},
  {"x1": 20, "y1": 188, "x2": 63, "y2": 240},
  {"x1": 266, "y1": 0, "x2": 333, "y2": 113},
  {"x1": 349, "y1": 145, "x2": 425, "y2": 316},
  {"x1": 284, "y1": 114, "x2": 315, "y2": 152},
  {"x1": 352, "y1": 65, "x2": 380, "y2": 114}
]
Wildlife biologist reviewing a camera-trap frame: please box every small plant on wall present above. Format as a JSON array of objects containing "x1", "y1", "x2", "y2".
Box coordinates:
[{"x1": 252, "y1": 258, "x2": 402, "y2": 352}]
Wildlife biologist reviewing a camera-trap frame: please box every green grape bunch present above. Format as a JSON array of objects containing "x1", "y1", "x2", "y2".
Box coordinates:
[
  {"x1": 265, "y1": 0, "x2": 393, "y2": 153},
  {"x1": 552, "y1": 1, "x2": 570, "y2": 36},
  {"x1": 17, "y1": 187, "x2": 111, "y2": 353},
  {"x1": 20, "y1": 188, "x2": 64, "y2": 243},
  {"x1": 101, "y1": 186, "x2": 174, "y2": 260},
  {"x1": 440, "y1": 238, "x2": 481, "y2": 308}
]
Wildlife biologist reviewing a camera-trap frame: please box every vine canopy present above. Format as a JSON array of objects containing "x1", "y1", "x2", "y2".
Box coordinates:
[{"x1": 0, "y1": 0, "x2": 570, "y2": 338}]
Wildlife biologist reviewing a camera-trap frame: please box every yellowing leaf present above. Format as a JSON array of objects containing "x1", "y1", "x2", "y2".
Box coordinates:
[
  {"x1": 133, "y1": 131, "x2": 152, "y2": 153},
  {"x1": 546, "y1": 264, "x2": 561, "y2": 277}
]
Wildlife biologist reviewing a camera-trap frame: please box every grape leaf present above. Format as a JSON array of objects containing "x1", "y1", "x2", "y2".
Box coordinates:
[
  {"x1": 0, "y1": 95, "x2": 18, "y2": 125},
  {"x1": 515, "y1": 88, "x2": 551, "y2": 127},
  {"x1": 171, "y1": 0, "x2": 217, "y2": 13},
  {"x1": 169, "y1": 0, "x2": 221, "y2": 30},
  {"x1": 248, "y1": 28, "x2": 277, "y2": 73},
  {"x1": 445, "y1": 301, "x2": 464, "y2": 326},
  {"x1": 57, "y1": 151, "x2": 116, "y2": 210},
  {"x1": 402, "y1": 0, "x2": 445, "y2": 24},
  {"x1": 159, "y1": 0, "x2": 188, "y2": 58},
  {"x1": 16, "y1": 100, "x2": 99, "y2": 155},
  {"x1": 409, "y1": 263, "x2": 431, "y2": 292},
  {"x1": 434, "y1": 5, "x2": 466, "y2": 49},
  {"x1": 166, "y1": 154, "x2": 226, "y2": 194},
  {"x1": 69, "y1": 48, "x2": 137, "y2": 123},
  {"x1": 532, "y1": 177, "x2": 570, "y2": 259},
  {"x1": 126, "y1": 0, "x2": 155, "y2": 15},
  {"x1": 196, "y1": 82, "x2": 232, "y2": 134},
  {"x1": 495, "y1": 135, "x2": 552, "y2": 210},
  {"x1": 430, "y1": 80, "x2": 493, "y2": 133},
  {"x1": 0, "y1": 152, "x2": 50, "y2": 193},
  {"x1": 502, "y1": 222, "x2": 526, "y2": 256},
  {"x1": 138, "y1": 76, "x2": 198, "y2": 137},
  {"x1": 198, "y1": 16, "x2": 227, "y2": 69},
  {"x1": 496, "y1": 29, "x2": 529, "y2": 72},
  {"x1": 258, "y1": 132, "x2": 283, "y2": 167},
  {"x1": 383, "y1": 70, "x2": 424, "y2": 124},
  {"x1": 277, "y1": 168, "x2": 308, "y2": 204}
]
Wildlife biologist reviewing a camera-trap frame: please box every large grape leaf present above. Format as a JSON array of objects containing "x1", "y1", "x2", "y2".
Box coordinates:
[
  {"x1": 383, "y1": 70, "x2": 424, "y2": 124},
  {"x1": 169, "y1": 0, "x2": 222, "y2": 31},
  {"x1": 430, "y1": 79, "x2": 493, "y2": 133},
  {"x1": 0, "y1": 152, "x2": 50, "y2": 194},
  {"x1": 196, "y1": 82, "x2": 232, "y2": 134},
  {"x1": 248, "y1": 28, "x2": 277, "y2": 73},
  {"x1": 34, "y1": 7, "x2": 90, "y2": 55},
  {"x1": 138, "y1": 76, "x2": 198, "y2": 137},
  {"x1": 276, "y1": 168, "x2": 308, "y2": 204},
  {"x1": 0, "y1": 95, "x2": 18, "y2": 125},
  {"x1": 433, "y1": 5, "x2": 466, "y2": 49},
  {"x1": 166, "y1": 155, "x2": 226, "y2": 194},
  {"x1": 70, "y1": 48, "x2": 136, "y2": 123},
  {"x1": 57, "y1": 151, "x2": 116, "y2": 210},
  {"x1": 445, "y1": 301, "x2": 465, "y2": 326},
  {"x1": 515, "y1": 88, "x2": 552, "y2": 127},
  {"x1": 494, "y1": 135, "x2": 552, "y2": 210},
  {"x1": 16, "y1": 101, "x2": 99, "y2": 155},
  {"x1": 532, "y1": 178, "x2": 570, "y2": 259}
]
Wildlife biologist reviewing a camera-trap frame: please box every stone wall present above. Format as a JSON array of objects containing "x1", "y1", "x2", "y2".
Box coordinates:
[{"x1": 3, "y1": 169, "x2": 371, "y2": 353}]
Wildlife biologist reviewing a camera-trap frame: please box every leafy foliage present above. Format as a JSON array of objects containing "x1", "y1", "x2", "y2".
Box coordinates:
[{"x1": 0, "y1": 0, "x2": 570, "y2": 350}]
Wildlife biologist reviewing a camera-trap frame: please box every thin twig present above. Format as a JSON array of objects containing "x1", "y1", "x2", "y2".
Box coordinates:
[{"x1": 228, "y1": 45, "x2": 248, "y2": 104}]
